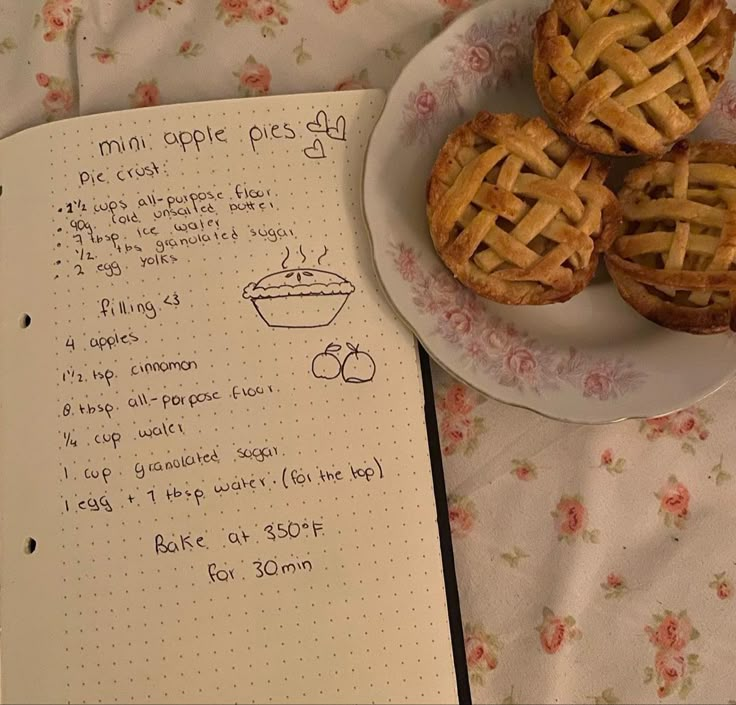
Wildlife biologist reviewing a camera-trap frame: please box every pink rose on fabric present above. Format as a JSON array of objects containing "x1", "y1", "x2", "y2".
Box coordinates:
[
  {"x1": 655, "y1": 649, "x2": 685, "y2": 684},
  {"x1": 248, "y1": 0, "x2": 276, "y2": 20},
  {"x1": 465, "y1": 635, "x2": 497, "y2": 670},
  {"x1": 180, "y1": 40, "x2": 192, "y2": 53},
  {"x1": 219, "y1": 0, "x2": 249, "y2": 18},
  {"x1": 504, "y1": 346, "x2": 537, "y2": 379},
  {"x1": 335, "y1": 78, "x2": 364, "y2": 91},
  {"x1": 717, "y1": 581, "x2": 732, "y2": 599},
  {"x1": 646, "y1": 414, "x2": 670, "y2": 434},
  {"x1": 43, "y1": 87, "x2": 74, "y2": 114},
  {"x1": 328, "y1": 0, "x2": 351, "y2": 12},
  {"x1": 95, "y1": 49, "x2": 115, "y2": 63},
  {"x1": 415, "y1": 89, "x2": 437, "y2": 117},
  {"x1": 582, "y1": 369, "x2": 614, "y2": 399},
  {"x1": 239, "y1": 60, "x2": 271, "y2": 94},
  {"x1": 130, "y1": 79, "x2": 160, "y2": 108},
  {"x1": 42, "y1": 0, "x2": 75, "y2": 33},
  {"x1": 335, "y1": 70, "x2": 371, "y2": 91},
  {"x1": 659, "y1": 481, "x2": 690, "y2": 519},
  {"x1": 36, "y1": 72, "x2": 50, "y2": 87},
  {"x1": 669, "y1": 410, "x2": 698, "y2": 438},
  {"x1": 442, "y1": 415, "x2": 471, "y2": 446},
  {"x1": 136, "y1": 0, "x2": 157, "y2": 10},
  {"x1": 443, "y1": 384, "x2": 474, "y2": 415},
  {"x1": 466, "y1": 43, "x2": 493, "y2": 73},
  {"x1": 606, "y1": 573, "x2": 623, "y2": 589},
  {"x1": 600, "y1": 448, "x2": 613, "y2": 466},
  {"x1": 539, "y1": 617, "x2": 566, "y2": 654},
  {"x1": 555, "y1": 497, "x2": 587, "y2": 536},
  {"x1": 514, "y1": 465, "x2": 533, "y2": 481},
  {"x1": 648, "y1": 614, "x2": 692, "y2": 651},
  {"x1": 448, "y1": 495, "x2": 475, "y2": 536}
]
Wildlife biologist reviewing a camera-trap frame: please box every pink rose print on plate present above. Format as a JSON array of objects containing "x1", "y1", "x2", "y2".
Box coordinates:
[
  {"x1": 448, "y1": 494, "x2": 476, "y2": 536},
  {"x1": 656, "y1": 475, "x2": 690, "y2": 530},
  {"x1": 35, "y1": 0, "x2": 81, "y2": 43},
  {"x1": 436, "y1": 383, "x2": 486, "y2": 455},
  {"x1": 699, "y1": 79, "x2": 736, "y2": 141},
  {"x1": 335, "y1": 68, "x2": 371, "y2": 91},
  {"x1": 390, "y1": 243, "x2": 647, "y2": 399},
  {"x1": 234, "y1": 56, "x2": 272, "y2": 97},
  {"x1": 559, "y1": 351, "x2": 646, "y2": 401},
  {"x1": 441, "y1": 9, "x2": 538, "y2": 92},
  {"x1": 400, "y1": 80, "x2": 458, "y2": 146},
  {"x1": 709, "y1": 572, "x2": 733, "y2": 600},
  {"x1": 644, "y1": 610, "x2": 701, "y2": 699},
  {"x1": 36, "y1": 74, "x2": 75, "y2": 121},
  {"x1": 464, "y1": 623, "x2": 501, "y2": 685},
  {"x1": 640, "y1": 406, "x2": 711, "y2": 453},
  {"x1": 600, "y1": 572, "x2": 628, "y2": 599},
  {"x1": 551, "y1": 494, "x2": 599, "y2": 544},
  {"x1": 536, "y1": 607, "x2": 581, "y2": 654},
  {"x1": 129, "y1": 79, "x2": 160, "y2": 108}
]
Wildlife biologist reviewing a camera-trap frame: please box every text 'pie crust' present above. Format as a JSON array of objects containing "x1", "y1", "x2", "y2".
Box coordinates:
[
  {"x1": 534, "y1": 0, "x2": 736, "y2": 156},
  {"x1": 606, "y1": 140, "x2": 736, "y2": 333},
  {"x1": 426, "y1": 112, "x2": 620, "y2": 305}
]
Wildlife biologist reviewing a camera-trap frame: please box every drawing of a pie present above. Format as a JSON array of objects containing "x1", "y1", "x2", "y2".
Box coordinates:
[{"x1": 242, "y1": 268, "x2": 356, "y2": 329}]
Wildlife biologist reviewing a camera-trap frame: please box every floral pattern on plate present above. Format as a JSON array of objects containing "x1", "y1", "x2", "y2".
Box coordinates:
[
  {"x1": 401, "y1": 7, "x2": 540, "y2": 146},
  {"x1": 391, "y1": 242, "x2": 647, "y2": 399}
]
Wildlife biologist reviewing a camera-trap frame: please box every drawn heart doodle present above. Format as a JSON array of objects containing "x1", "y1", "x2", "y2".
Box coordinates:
[
  {"x1": 326, "y1": 115, "x2": 346, "y2": 141},
  {"x1": 303, "y1": 138, "x2": 326, "y2": 160},
  {"x1": 306, "y1": 110, "x2": 330, "y2": 134}
]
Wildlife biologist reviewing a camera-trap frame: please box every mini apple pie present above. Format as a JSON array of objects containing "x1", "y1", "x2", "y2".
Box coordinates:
[
  {"x1": 534, "y1": 0, "x2": 736, "y2": 156},
  {"x1": 242, "y1": 268, "x2": 355, "y2": 328},
  {"x1": 426, "y1": 112, "x2": 619, "y2": 305},
  {"x1": 606, "y1": 140, "x2": 736, "y2": 333}
]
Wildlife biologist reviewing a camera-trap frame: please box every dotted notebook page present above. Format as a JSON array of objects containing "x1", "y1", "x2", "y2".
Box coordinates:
[{"x1": 0, "y1": 90, "x2": 458, "y2": 705}]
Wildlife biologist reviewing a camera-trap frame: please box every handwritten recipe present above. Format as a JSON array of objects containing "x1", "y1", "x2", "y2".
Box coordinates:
[{"x1": 0, "y1": 91, "x2": 459, "y2": 704}]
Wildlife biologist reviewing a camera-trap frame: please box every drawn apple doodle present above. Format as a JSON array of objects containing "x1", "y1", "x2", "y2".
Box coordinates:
[
  {"x1": 312, "y1": 343, "x2": 342, "y2": 380},
  {"x1": 311, "y1": 341, "x2": 376, "y2": 384},
  {"x1": 341, "y1": 343, "x2": 376, "y2": 383},
  {"x1": 242, "y1": 246, "x2": 355, "y2": 329}
]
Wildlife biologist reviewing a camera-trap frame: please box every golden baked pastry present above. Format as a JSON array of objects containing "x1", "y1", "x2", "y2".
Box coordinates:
[
  {"x1": 606, "y1": 140, "x2": 736, "y2": 333},
  {"x1": 426, "y1": 112, "x2": 620, "y2": 305},
  {"x1": 533, "y1": 0, "x2": 736, "y2": 156}
]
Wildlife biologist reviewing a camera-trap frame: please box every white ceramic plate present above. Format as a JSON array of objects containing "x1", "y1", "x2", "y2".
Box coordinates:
[{"x1": 363, "y1": 0, "x2": 736, "y2": 423}]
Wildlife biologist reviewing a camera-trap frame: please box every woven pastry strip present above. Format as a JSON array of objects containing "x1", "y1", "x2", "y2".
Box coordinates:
[
  {"x1": 534, "y1": 0, "x2": 736, "y2": 155},
  {"x1": 427, "y1": 112, "x2": 618, "y2": 305},
  {"x1": 607, "y1": 141, "x2": 736, "y2": 333}
]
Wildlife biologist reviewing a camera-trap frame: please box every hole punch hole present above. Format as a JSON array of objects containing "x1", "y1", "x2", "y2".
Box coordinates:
[
  {"x1": 24, "y1": 537, "x2": 37, "y2": 555},
  {"x1": 20, "y1": 314, "x2": 31, "y2": 329}
]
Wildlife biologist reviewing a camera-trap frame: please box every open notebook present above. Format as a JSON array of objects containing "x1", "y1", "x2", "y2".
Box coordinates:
[{"x1": 0, "y1": 89, "x2": 469, "y2": 704}]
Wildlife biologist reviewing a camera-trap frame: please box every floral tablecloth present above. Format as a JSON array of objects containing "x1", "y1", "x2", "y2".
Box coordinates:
[{"x1": 2, "y1": 1, "x2": 736, "y2": 703}]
